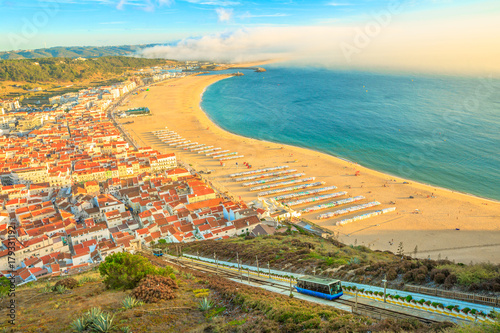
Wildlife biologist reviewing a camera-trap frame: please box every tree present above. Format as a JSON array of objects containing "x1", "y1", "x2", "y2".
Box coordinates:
[
  {"x1": 397, "y1": 242, "x2": 404, "y2": 256},
  {"x1": 99, "y1": 252, "x2": 173, "y2": 290}
]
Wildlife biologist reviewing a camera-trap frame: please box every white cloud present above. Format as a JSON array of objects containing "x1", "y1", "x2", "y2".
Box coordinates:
[
  {"x1": 215, "y1": 7, "x2": 233, "y2": 22},
  {"x1": 326, "y1": 2, "x2": 352, "y2": 6},
  {"x1": 139, "y1": 12, "x2": 500, "y2": 76},
  {"x1": 116, "y1": 0, "x2": 126, "y2": 9},
  {"x1": 99, "y1": 21, "x2": 127, "y2": 24},
  {"x1": 114, "y1": 0, "x2": 174, "y2": 11},
  {"x1": 239, "y1": 12, "x2": 288, "y2": 19},
  {"x1": 183, "y1": 0, "x2": 240, "y2": 5}
]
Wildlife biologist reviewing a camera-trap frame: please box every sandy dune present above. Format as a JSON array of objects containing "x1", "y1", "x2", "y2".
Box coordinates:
[{"x1": 121, "y1": 72, "x2": 500, "y2": 264}]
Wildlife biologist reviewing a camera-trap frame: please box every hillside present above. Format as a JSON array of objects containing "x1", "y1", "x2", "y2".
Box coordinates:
[
  {"x1": 165, "y1": 230, "x2": 500, "y2": 296},
  {"x1": 0, "y1": 252, "x2": 471, "y2": 333},
  {"x1": 0, "y1": 56, "x2": 172, "y2": 83},
  {"x1": 0, "y1": 44, "x2": 159, "y2": 60}
]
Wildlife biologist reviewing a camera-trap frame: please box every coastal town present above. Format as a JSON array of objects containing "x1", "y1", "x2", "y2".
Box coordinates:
[{"x1": 0, "y1": 70, "x2": 282, "y2": 285}]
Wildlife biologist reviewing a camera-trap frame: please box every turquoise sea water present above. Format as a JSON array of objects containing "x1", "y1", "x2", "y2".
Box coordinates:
[{"x1": 201, "y1": 66, "x2": 500, "y2": 201}]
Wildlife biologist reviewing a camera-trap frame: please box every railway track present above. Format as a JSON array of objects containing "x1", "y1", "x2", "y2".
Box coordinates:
[{"x1": 165, "y1": 256, "x2": 442, "y2": 325}]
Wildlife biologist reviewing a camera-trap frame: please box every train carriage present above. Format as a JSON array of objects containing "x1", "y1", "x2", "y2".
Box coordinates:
[
  {"x1": 152, "y1": 249, "x2": 164, "y2": 257},
  {"x1": 295, "y1": 275, "x2": 343, "y2": 300}
]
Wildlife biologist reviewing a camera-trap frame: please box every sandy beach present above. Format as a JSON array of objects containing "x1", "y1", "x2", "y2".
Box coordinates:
[{"x1": 121, "y1": 70, "x2": 500, "y2": 264}]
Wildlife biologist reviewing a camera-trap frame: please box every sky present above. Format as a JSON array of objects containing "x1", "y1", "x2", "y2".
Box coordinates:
[{"x1": 1, "y1": 0, "x2": 499, "y2": 74}]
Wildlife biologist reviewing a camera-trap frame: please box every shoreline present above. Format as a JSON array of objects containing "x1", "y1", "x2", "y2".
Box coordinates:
[
  {"x1": 198, "y1": 80, "x2": 500, "y2": 204},
  {"x1": 122, "y1": 69, "x2": 500, "y2": 264}
]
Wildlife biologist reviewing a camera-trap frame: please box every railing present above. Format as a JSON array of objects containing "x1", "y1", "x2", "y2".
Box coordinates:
[{"x1": 404, "y1": 284, "x2": 499, "y2": 307}]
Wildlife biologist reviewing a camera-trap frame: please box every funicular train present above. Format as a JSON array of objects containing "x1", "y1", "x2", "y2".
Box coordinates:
[{"x1": 294, "y1": 275, "x2": 343, "y2": 300}]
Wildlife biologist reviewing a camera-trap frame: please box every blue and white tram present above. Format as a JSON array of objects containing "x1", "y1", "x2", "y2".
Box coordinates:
[{"x1": 294, "y1": 275, "x2": 343, "y2": 300}]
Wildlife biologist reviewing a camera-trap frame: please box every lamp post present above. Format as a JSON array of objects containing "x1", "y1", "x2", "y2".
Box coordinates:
[
  {"x1": 355, "y1": 290, "x2": 358, "y2": 312},
  {"x1": 383, "y1": 275, "x2": 387, "y2": 303},
  {"x1": 256, "y1": 256, "x2": 259, "y2": 277},
  {"x1": 213, "y1": 252, "x2": 217, "y2": 275},
  {"x1": 239, "y1": 259, "x2": 242, "y2": 282},
  {"x1": 267, "y1": 262, "x2": 271, "y2": 279}
]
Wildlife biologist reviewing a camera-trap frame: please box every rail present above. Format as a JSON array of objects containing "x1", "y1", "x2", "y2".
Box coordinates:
[
  {"x1": 163, "y1": 255, "x2": 441, "y2": 325},
  {"x1": 404, "y1": 284, "x2": 499, "y2": 308}
]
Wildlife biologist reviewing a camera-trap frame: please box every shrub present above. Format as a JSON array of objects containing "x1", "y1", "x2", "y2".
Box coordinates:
[
  {"x1": 122, "y1": 296, "x2": 144, "y2": 309},
  {"x1": 71, "y1": 317, "x2": 87, "y2": 332},
  {"x1": 132, "y1": 274, "x2": 178, "y2": 303},
  {"x1": 405, "y1": 295, "x2": 412, "y2": 302},
  {"x1": 79, "y1": 276, "x2": 97, "y2": 285},
  {"x1": 92, "y1": 312, "x2": 115, "y2": 333},
  {"x1": 0, "y1": 276, "x2": 10, "y2": 298},
  {"x1": 71, "y1": 307, "x2": 115, "y2": 333},
  {"x1": 99, "y1": 252, "x2": 174, "y2": 290},
  {"x1": 462, "y1": 307, "x2": 471, "y2": 314},
  {"x1": 402, "y1": 271, "x2": 414, "y2": 282},
  {"x1": 55, "y1": 285, "x2": 67, "y2": 294},
  {"x1": 40, "y1": 283, "x2": 52, "y2": 293},
  {"x1": 434, "y1": 273, "x2": 446, "y2": 284},
  {"x1": 417, "y1": 265, "x2": 428, "y2": 275},
  {"x1": 414, "y1": 273, "x2": 426, "y2": 283},
  {"x1": 386, "y1": 268, "x2": 398, "y2": 281},
  {"x1": 456, "y1": 265, "x2": 496, "y2": 286},
  {"x1": 54, "y1": 277, "x2": 78, "y2": 290},
  {"x1": 444, "y1": 274, "x2": 457, "y2": 289},
  {"x1": 198, "y1": 297, "x2": 214, "y2": 311}
]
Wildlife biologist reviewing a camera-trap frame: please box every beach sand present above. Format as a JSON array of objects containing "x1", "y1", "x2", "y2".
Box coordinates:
[{"x1": 121, "y1": 71, "x2": 500, "y2": 264}]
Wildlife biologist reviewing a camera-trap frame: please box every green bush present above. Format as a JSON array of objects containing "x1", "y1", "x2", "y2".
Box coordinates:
[
  {"x1": 71, "y1": 307, "x2": 115, "y2": 333},
  {"x1": 122, "y1": 296, "x2": 144, "y2": 309},
  {"x1": 99, "y1": 252, "x2": 174, "y2": 290},
  {"x1": 198, "y1": 297, "x2": 214, "y2": 311},
  {"x1": 457, "y1": 267, "x2": 496, "y2": 285},
  {"x1": 0, "y1": 276, "x2": 10, "y2": 298},
  {"x1": 55, "y1": 285, "x2": 67, "y2": 294}
]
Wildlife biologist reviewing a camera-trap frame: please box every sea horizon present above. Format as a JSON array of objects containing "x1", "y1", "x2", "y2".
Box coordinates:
[{"x1": 201, "y1": 65, "x2": 500, "y2": 201}]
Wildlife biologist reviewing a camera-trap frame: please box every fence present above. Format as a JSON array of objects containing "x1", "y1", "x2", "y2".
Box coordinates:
[{"x1": 404, "y1": 284, "x2": 499, "y2": 308}]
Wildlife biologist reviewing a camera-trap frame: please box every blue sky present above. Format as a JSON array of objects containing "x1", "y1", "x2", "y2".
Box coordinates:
[
  {"x1": 1, "y1": 0, "x2": 499, "y2": 74},
  {"x1": 0, "y1": 0, "x2": 482, "y2": 51}
]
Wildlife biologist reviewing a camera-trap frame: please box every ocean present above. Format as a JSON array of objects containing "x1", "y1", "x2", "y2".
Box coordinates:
[{"x1": 201, "y1": 66, "x2": 500, "y2": 201}]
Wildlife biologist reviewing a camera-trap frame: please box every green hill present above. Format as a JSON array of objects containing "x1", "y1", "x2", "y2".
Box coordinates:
[
  {"x1": 0, "y1": 44, "x2": 160, "y2": 60},
  {"x1": 0, "y1": 56, "x2": 172, "y2": 83}
]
